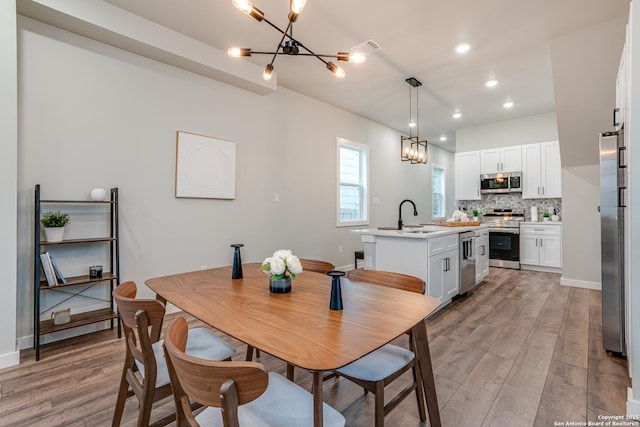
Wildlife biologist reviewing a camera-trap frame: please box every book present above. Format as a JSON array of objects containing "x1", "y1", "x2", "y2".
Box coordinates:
[
  {"x1": 47, "y1": 252, "x2": 67, "y2": 285},
  {"x1": 40, "y1": 253, "x2": 57, "y2": 286}
]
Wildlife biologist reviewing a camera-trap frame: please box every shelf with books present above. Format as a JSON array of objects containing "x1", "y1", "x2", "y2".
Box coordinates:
[{"x1": 33, "y1": 184, "x2": 121, "y2": 360}]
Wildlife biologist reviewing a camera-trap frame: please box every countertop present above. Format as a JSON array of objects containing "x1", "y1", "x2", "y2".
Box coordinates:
[{"x1": 351, "y1": 224, "x2": 488, "y2": 239}]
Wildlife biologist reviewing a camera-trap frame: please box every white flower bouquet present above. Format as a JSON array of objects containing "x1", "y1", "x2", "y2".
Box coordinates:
[{"x1": 261, "y1": 249, "x2": 303, "y2": 280}]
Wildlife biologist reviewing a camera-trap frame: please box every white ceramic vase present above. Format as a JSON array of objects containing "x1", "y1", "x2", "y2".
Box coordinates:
[
  {"x1": 44, "y1": 227, "x2": 65, "y2": 242},
  {"x1": 90, "y1": 188, "x2": 107, "y2": 201}
]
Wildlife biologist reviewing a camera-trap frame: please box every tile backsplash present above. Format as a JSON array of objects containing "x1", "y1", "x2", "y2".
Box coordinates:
[{"x1": 457, "y1": 194, "x2": 561, "y2": 221}]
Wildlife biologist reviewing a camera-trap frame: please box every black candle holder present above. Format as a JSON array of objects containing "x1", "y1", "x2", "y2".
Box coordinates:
[
  {"x1": 231, "y1": 244, "x2": 244, "y2": 279},
  {"x1": 327, "y1": 270, "x2": 345, "y2": 310}
]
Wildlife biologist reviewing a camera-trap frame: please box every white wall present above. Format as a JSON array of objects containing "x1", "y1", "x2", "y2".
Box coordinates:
[
  {"x1": 628, "y1": 0, "x2": 640, "y2": 414},
  {"x1": 559, "y1": 165, "x2": 602, "y2": 288},
  {"x1": 0, "y1": 0, "x2": 19, "y2": 368},
  {"x1": 15, "y1": 17, "x2": 453, "y2": 345},
  {"x1": 455, "y1": 112, "x2": 558, "y2": 152}
]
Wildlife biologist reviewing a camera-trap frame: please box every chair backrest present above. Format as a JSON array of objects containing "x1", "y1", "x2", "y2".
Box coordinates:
[
  {"x1": 113, "y1": 281, "x2": 166, "y2": 368},
  {"x1": 347, "y1": 269, "x2": 425, "y2": 294},
  {"x1": 300, "y1": 259, "x2": 335, "y2": 274},
  {"x1": 164, "y1": 317, "x2": 269, "y2": 426}
]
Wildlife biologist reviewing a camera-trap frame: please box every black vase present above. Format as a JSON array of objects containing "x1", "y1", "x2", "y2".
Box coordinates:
[
  {"x1": 327, "y1": 270, "x2": 345, "y2": 310},
  {"x1": 231, "y1": 244, "x2": 244, "y2": 279}
]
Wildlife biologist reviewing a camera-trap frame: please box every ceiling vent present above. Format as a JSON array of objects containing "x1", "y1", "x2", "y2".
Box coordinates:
[{"x1": 351, "y1": 39, "x2": 382, "y2": 56}]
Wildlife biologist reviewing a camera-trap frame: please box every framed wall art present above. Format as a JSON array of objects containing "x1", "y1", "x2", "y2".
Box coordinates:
[{"x1": 175, "y1": 131, "x2": 236, "y2": 199}]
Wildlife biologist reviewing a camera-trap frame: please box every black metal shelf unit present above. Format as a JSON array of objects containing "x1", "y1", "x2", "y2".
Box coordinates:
[{"x1": 33, "y1": 184, "x2": 121, "y2": 360}]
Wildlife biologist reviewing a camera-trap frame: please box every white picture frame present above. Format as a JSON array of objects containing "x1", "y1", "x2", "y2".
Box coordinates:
[{"x1": 175, "y1": 131, "x2": 236, "y2": 199}]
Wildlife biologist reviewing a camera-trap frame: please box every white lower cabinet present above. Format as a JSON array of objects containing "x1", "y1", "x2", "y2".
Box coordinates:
[
  {"x1": 428, "y1": 235, "x2": 459, "y2": 305},
  {"x1": 475, "y1": 229, "x2": 489, "y2": 283},
  {"x1": 520, "y1": 224, "x2": 562, "y2": 268}
]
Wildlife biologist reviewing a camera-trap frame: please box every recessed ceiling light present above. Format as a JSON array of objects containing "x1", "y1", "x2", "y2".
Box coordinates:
[
  {"x1": 503, "y1": 101, "x2": 514, "y2": 109},
  {"x1": 452, "y1": 112, "x2": 462, "y2": 119},
  {"x1": 455, "y1": 43, "x2": 471, "y2": 54},
  {"x1": 409, "y1": 121, "x2": 416, "y2": 128},
  {"x1": 485, "y1": 79, "x2": 498, "y2": 88},
  {"x1": 440, "y1": 135, "x2": 447, "y2": 141}
]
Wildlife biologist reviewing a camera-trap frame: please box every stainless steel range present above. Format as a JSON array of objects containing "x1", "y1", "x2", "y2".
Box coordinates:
[{"x1": 480, "y1": 208, "x2": 524, "y2": 269}]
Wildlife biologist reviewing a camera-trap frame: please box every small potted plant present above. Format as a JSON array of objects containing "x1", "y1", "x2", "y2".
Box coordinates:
[
  {"x1": 472, "y1": 209, "x2": 479, "y2": 222},
  {"x1": 41, "y1": 211, "x2": 70, "y2": 242},
  {"x1": 542, "y1": 212, "x2": 550, "y2": 222}
]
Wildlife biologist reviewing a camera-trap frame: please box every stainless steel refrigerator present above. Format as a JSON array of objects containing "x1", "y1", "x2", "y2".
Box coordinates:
[{"x1": 599, "y1": 128, "x2": 626, "y2": 357}]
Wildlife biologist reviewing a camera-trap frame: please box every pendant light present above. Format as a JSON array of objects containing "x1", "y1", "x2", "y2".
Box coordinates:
[{"x1": 400, "y1": 77, "x2": 428, "y2": 164}]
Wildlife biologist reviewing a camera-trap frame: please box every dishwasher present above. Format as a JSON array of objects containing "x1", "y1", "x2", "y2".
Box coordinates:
[{"x1": 459, "y1": 231, "x2": 477, "y2": 294}]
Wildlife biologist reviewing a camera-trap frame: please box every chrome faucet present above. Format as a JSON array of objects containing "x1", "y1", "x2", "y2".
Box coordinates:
[{"x1": 398, "y1": 199, "x2": 418, "y2": 230}]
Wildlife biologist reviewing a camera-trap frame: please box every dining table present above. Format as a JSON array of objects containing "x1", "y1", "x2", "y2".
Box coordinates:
[{"x1": 145, "y1": 263, "x2": 441, "y2": 427}]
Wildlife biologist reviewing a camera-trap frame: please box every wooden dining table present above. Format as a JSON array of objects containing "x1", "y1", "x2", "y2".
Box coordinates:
[{"x1": 146, "y1": 263, "x2": 441, "y2": 427}]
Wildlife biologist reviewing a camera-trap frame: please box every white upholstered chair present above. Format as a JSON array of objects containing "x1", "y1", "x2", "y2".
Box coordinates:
[
  {"x1": 164, "y1": 316, "x2": 345, "y2": 427},
  {"x1": 333, "y1": 269, "x2": 427, "y2": 427},
  {"x1": 112, "y1": 281, "x2": 236, "y2": 427}
]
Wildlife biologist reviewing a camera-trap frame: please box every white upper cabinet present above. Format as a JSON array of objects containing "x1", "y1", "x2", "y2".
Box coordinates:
[
  {"x1": 480, "y1": 146, "x2": 522, "y2": 174},
  {"x1": 455, "y1": 151, "x2": 481, "y2": 200},
  {"x1": 522, "y1": 141, "x2": 561, "y2": 199}
]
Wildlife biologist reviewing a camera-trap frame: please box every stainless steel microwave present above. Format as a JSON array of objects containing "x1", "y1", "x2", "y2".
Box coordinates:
[{"x1": 480, "y1": 172, "x2": 522, "y2": 194}]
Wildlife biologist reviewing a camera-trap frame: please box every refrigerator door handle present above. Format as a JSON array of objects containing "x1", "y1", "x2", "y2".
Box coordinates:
[
  {"x1": 619, "y1": 187, "x2": 627, "y2": 208},
  {"x1": 618, "y1": 146, "x2": 627, "y2": 168},
  {"x1": 613, "y1": 107, "x2": 620, "y2": 127}
]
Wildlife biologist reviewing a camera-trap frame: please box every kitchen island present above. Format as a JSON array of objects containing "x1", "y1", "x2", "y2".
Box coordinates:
[{"x1": 352, "y1": 224, "x2": 488, "y2": 308}]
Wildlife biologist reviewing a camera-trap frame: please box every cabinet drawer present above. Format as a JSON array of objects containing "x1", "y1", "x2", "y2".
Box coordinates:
[
  {"x1": 429, "y1": 234, "x2": 459, "y2": 256},
  {"x1": 520, "y1": 224, "x2": 560, "y2": 236}
]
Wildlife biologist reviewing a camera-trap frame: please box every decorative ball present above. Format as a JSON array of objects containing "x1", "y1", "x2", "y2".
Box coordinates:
[{"x1": 90, "y1": 188, "x2": 107, "y2": 201}]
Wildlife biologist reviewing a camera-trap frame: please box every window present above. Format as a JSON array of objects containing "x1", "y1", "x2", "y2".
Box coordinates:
[
  {"x1": 337, "y1": 138, "x2": 368, "y2": 227},
  {"x1": 432, "y1": 165, "x2": 446, "y2": 219}
]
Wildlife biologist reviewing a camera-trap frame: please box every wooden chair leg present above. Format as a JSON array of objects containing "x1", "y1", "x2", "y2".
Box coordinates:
[
  {"x1": 137, "y1": 396, "x2": 154, "y2": 427},
  {"x1": 375, "y1": 381, "x2": 385, "y2": 427},
  {"x1": 287, "y1": 363, "x2": 295, "y2": 381},
  {"x1": 255, "y1": 349, "x2": 261, "y2": 358},
  {"x1": 409, "y1": 332, "x2": 426, "y2": 421},
  {"x1": 112, "y1": 369, "x2": 130, "y2": 426},
  {"x1": 412, "y1": 361, "x2": 426, "y2": 422},
  {"x1": 245, "y1": 345, "x2": 254, "y2": 361}
]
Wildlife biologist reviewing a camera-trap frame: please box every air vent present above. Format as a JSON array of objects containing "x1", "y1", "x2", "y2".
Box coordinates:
[{"x1": 351, "y1": 39, "x2": 382, "y2": 55}]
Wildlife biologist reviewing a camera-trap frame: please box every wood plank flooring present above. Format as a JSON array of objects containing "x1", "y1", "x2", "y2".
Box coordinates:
[{"x1": 0, "y1": 267, "x2": 631, "y2": 426}]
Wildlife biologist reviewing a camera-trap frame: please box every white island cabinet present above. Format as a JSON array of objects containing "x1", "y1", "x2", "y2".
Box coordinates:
[{"x1": 356, "y1": 225, "x2": 487, "y2": 308}]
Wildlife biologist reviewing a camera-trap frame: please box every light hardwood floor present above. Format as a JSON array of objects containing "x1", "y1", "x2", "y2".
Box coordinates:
[{"x1": 0, "y1": 268, "x2": 631, "y2": 426}]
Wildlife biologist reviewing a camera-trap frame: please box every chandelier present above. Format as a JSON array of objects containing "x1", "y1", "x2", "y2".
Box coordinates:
[
  {"x1": 228, "y1": 0, "x2": 366, "y2": 81},
  {"x1": 400, "y1": 77, "x2": 428, "y2": 164}
]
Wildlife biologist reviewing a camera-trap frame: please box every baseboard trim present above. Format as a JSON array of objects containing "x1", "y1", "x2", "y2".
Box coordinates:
[
  {"x1": 17, "y1": 335, "x2": 31, "y2": 351},
  {"x1": 520, "y1": 264, "x2": 562, "y2": 273},
  {"x1": 628, "y1": 387, "x2": 640, "y2": 415},
  {"x1": 0, "y1": 350, "x2": 20, "y2": 369},
  {"x1": 560, "y1": 276, "x2": 601, "y2": 290}
]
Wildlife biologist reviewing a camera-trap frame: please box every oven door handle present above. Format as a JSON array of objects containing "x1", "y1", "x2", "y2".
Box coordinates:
[{"x1": 488, "y1": 228, "x2": 520, "y2": 234}]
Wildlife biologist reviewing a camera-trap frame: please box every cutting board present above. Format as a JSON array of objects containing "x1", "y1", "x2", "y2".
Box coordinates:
[{"x1": 435, "y1": 220, "x2": 481, "y2": 227}]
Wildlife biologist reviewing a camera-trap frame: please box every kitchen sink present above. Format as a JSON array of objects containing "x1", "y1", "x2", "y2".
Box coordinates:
[
  {"x1": 377, "y1": 224, "x2": 423, "y2": 230},
  {"x1": 402, "y1": 230, "x2": 435, "y2": 234}
]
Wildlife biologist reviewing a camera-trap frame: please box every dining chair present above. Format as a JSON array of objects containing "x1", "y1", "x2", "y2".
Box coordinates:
[
  {"x1": 112, "y1": 281, "x2": 236, "y2": 427},
  {"x1": 299, "y1": 258, "x2": 335, "y2": 274},
  {"x1": 164, "y1": 316, "x2": 346, "y2": 427},
  {"x1": 246, "y1": 258, "x2": 335, "y2": 366},
  {"x1": 331, "y1": 269, "x2": 427, "y2": 427}
]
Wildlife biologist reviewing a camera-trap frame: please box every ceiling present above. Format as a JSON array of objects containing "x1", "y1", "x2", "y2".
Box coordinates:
[{"x1": 102, "y1": 0, "x2": 629, "y2": 152}]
